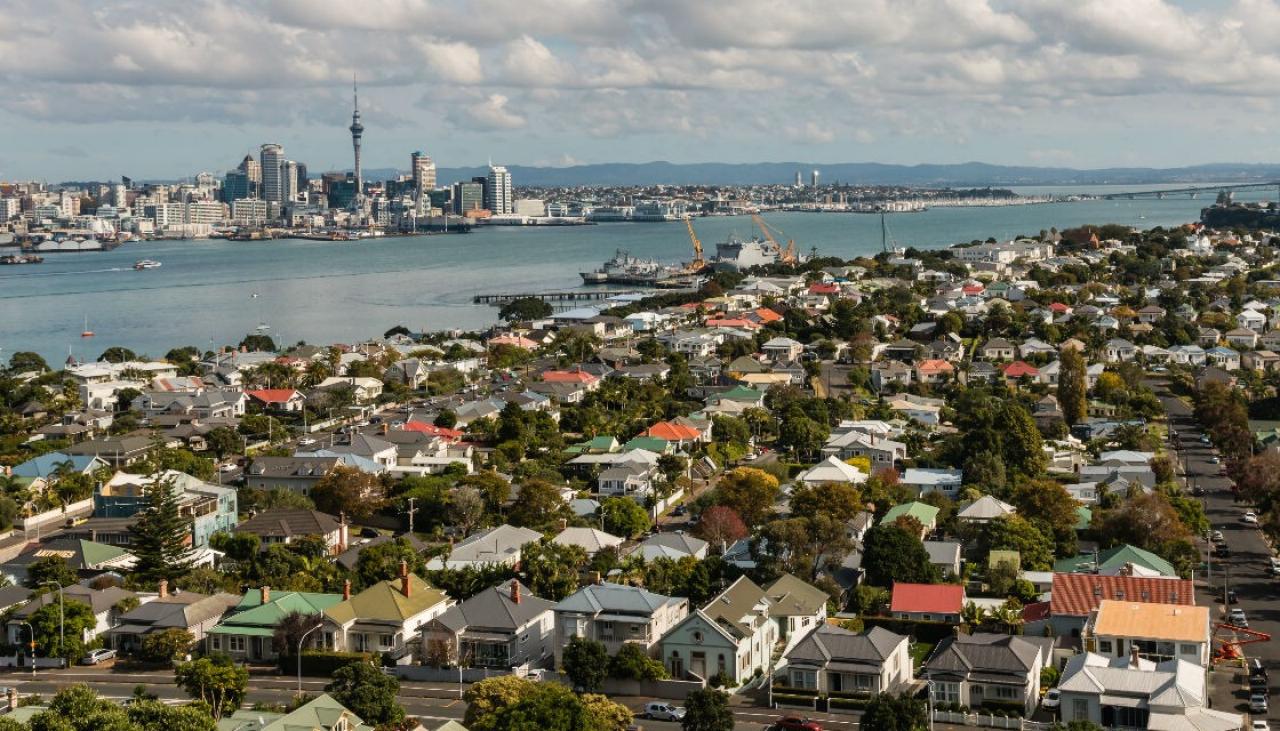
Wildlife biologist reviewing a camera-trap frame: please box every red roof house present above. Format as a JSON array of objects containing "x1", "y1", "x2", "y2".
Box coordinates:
[
  {"x1": 890, "y1": 582, "x2": 965, "y2": 621},
  {"x1": 754, "y1": 307, "x2": 784, "y2": 323},
  {"x1": 646, "y1": 421, "x2": 703, "y2": 444},
  {"x1": 402, "y1": 421, "x2": 464, "y2": 441},
  {"x1": 1002, "y1": 361, "x2": 1040, "y2": 379},
  {"x1": 1049, "y1": 573, "x2": 1194, "y2": 625},
  {"x1": 809, "y1": 283, "x2": 840, "y2": 295},
  {"x1": 246, "y1": 389, "x2": 305, "y2": 411},
  {"x1": 541, "y1": 370, "x2": 600, "y2": 386}
]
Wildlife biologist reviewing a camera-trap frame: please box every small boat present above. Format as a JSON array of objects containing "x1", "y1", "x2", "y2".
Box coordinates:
[
  {"x1": 80, "y1": 315, "x2": 94, "y2": 338},
  {"x1": 133, "y1": 259, "x2": 161, "y2": 270},
  {"x1": 0, "y1": 254, "x2": 43, "y2": 265}
]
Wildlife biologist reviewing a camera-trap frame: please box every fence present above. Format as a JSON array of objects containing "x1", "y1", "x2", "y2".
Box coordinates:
[
  {"x1": 20, "y1": 498, "x2": 94, "y2": 533},
  {"x1": 932, "y1": 710, "x2": 1052, "y2": 730}
]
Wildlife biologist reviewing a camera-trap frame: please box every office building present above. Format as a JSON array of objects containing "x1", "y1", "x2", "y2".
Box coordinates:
[
  {"x1": 112, "y1": 184, "x2": 128, "y2": 207},
  {"x1": 282, "y1": 161, "x2": 299, "y2": 203},
  {"x1": 411, "y1": 152, "x2": 436, "y2": 198},
  {"x1": 486, "y1": 164, "x2": 513, "y2": 215},
  {"x1": 232, "y1": 199, "x2": 269, "y2": 225},
  {"x1": 223, "y1": 170, "x2": 252, "y2": 202},
  {"x1": 260, "y1": 144, "x2": 285, "y2": 204},
  {"x1": 451, "y1": 181, "x2": 484, "y2": 214},
  {"x1": 239, "y1": 155, "x2": 261, "y2": 185},
  {"x1": 0, "y1": 198, "x2": 20, "y2": 221},
  {"x1": 811, "y1": 169, "x2": 820, "y2": 188}
]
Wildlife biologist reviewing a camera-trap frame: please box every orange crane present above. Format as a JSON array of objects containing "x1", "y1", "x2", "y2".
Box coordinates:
[
  {"x1": 1212, "y1": 622, "x2": 1270, "y2": 663},
  {"x1": 684, "y1": 217, "x2": 706, "y2": 272},
  {"x1": 751, "y1": 214, "x2": 799, "y2": 265}
]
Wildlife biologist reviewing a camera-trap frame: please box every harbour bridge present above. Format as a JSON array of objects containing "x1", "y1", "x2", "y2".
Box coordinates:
[{"x1": 1098, "y1": 181, "x2": 1280, "y2": 200}]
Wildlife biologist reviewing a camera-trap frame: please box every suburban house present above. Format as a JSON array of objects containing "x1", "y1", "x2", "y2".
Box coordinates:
[
  {"x1": 244, "y1": 456, "x2": 342, "y2": 494},
  {"x1": 108, "y1": 588, "x2": 240, "y2": 653},
  {"x1": 552, "y1": 527, "x2": 623, "y2": 556},
  {"x1": 245, "y1": 388, "x2": 306, "y2": 412},
  {"x1": 779, "y1": 624, "x2": 913, "y2": 697},
  {"x1": 890, "y1": 582, "x2": 964, "y2": 623},
  {"x1": 660, "y1": 576, "x2": 777, "y2": 685},
  {"x1": 427, "y1": 524, "x2": 542, "y2": 570},
  {"x1": 1, "y1": 538, "x2": 135, "y2": 586},
  {"x1": 880, "y1": 502, "x2": 939, "y2": 537},
  {"x1": 901, "y1": 468, "x2": 963, "y2": 498},
  {"x1": 626, "y1": 532, "x2": 710, "y2": 562},
  {"x1": 764, "y1": 573, "x2": 830, "y2": 649},
  {"x1": 794, "y1": 456, "x2": 868, "y2": 486},
  {"x1": 925, "y1": 633, "x2": 1051, "y2": 715},
  {"x1": 8, "y1": 584, "x2": 136, "y2": 647},
  {"x1": 95, "y1": 470, "x2": 238, "y2": 549},
  {"x1": 1082, "y1": 600, "x2": 1211, "y2": 666},
  {"x1": 956, "y1": 495, "x2": 1016, "y2": 524},
  {"x1": 234, "y1": 508, "x2": 349, "y2": 554},
  {"x1": 220, "y1": 694, "x2": 375, "y2": 731},
  {"x1": 821, "y1": 431, "x2": 907, "y2": 466},
  {"x1": 553, "y1": 582, "x2": 688, "y2": 664},
  {"x1": 421, "y1": 579, "x2": 556, "y2": 671},
  {"x1": 923, "y1": 540, "x2": 963, "y2": 579},
  {"x1": 597, "y1": 462, "x2": 660, "y2": 501},
  {"x1": 207, "y1": 586, "x2": 344, "y2": 663},
  {"x1": 322, "y1": 562, "x2": 452, "y2": 663},
  {"x1": 1044, "y1": 573, "x2": 1194, "y2": 638},
  {"x1": 1057, "y1": 652, "x2": 1240, "y2": 731}
]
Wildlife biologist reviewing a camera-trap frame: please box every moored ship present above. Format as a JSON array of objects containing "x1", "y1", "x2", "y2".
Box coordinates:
[{"x1": 580, "y1": 249, "x2": 680, "y2": 285}]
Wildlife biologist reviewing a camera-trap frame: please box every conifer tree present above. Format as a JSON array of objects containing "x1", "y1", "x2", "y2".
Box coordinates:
[{"x1": 131, "y1": 474, "x2": 193, "y2": 584}]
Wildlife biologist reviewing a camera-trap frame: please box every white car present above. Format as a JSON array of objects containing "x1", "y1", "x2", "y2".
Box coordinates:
[
  {"x1": 219, "y1": 463, "x2": 238, "y2": 473},
  {"x1": 642, "y1": 703, "x2": 686, "y2": 722},
  {"x1": 1042, "y1": 688, "x2": 1060, "y2": 710},
  {"x1": 298, "y1": 436, "x2": 318, "y2": 446},
  {"x1": 1245, "y1": 512, "x2": 1259, "y2": 525},
  {"x1": 1271, "y1": 557, "x2": 1280, "y2": 576},
  {"x1": 81, "y1": 648, "x2": 116, "y2": 665},
  {"x1": 1253, "y1": 720, "x2": 1270, "y2": 731},
  {"x1": 1231, "y1": 608, "x2": 1249, "y2": 628}
]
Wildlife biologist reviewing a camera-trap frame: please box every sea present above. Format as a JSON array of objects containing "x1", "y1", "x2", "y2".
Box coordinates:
[{"x1": 1, "y1": 184, "x2": 1271, "y2": 364}]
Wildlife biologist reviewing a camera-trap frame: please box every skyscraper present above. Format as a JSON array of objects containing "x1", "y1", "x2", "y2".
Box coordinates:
[
  {"x1": 282, "y1": 160, "x2": 299, "y2": 203},
  {"x1": 411, "y1": 151, "x2": 436, "y2": 201},
  {"x1": 260, "y1": 144, "x2": 284, "y2": 203},
  {"x1": 811, "y1": 169, "x2": 820, "y2": 188},
  {"x1": 240, "y1": 154, "x2": 261, "y2": 186},
  {"x1": 349, "y1": 79, "x2": 364, "y2": 209},
  {"x1": 794, "y1": 171, "x2": 802, "y2": 187},
  {"x1": 486, "y1": 164, "x2": 513, "y2": 215}
]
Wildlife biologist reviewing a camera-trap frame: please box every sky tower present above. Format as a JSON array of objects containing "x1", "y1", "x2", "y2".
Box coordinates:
[{"x1": 349, "y1": 77, "x2": 364, "y2": 208}]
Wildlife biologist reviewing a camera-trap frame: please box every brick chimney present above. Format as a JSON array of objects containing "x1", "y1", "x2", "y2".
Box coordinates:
[
  {"x1": 510, "y1": 581, "x2": 521, "y2": 604},
  {"x1": 1129, "y1": 643, "x2": 1141, "y2": 668},
  {"x1": 343, "y1": 579, "x2": 351, "y2": 601},
  {"x1": 157, "y1": 579, "x2": 168, "y2": 598},
  {"x1": 6, "y1": 687, "x2": 15, "y2": 712},
  {"x1": 399, "y1": 560, "x2": 411, "y2": 597},
  {"x1": 338, "y1": 512, "x2": 348, "y2": 552},
  {"x1": 260, "y1": 586, "x2": 270, "y2": 604}
]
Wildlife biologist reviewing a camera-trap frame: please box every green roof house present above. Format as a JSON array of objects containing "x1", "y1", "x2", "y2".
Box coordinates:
[
  {"x1": 623, "y1": 435, "x2": 674, "y2": 454},
  {"x1": 565, "y1": 435, "x2": 621, "y2": 456},
  {"x1": 880, "y1": 501, "x2": 940, "y2": 538},
  {"x1": 207, "y1": 586, "x2": 344, "y2": 662},
  {"x1": 259, "y1": 693, "x2": 372, "y2": 731},
  {"x1": 322, "y1": 561, "x2": 451, "y2": 663},
  {"x1": 1052, "y1": 544, "x2": 1177, "y2": 578}
]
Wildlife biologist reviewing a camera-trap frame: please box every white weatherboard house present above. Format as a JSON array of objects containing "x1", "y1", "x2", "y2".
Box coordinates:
[{"x1": 660, "y1": 576, "x2": 777, "y2": 685}]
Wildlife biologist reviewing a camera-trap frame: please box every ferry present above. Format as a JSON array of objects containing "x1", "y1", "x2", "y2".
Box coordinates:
[
  {"x1": 0, "y1": 254, "x2": 43, "y2": 265},
  {"x1": 133, "y1": 260, "x2": 161, "y2": 270}
]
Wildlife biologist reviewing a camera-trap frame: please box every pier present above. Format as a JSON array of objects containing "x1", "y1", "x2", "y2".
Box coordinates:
[{"x1": 473, "y1": 289, "x2": 652, "y2": 305}]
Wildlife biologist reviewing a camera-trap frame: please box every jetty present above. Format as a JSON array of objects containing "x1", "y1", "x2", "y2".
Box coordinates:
[{"x1": 473, "y1": 289, "x2": 652, "y2": 305}]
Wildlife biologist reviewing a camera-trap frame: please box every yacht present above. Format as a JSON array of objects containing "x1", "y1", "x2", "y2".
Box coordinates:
[{"x1": 133, "y1": 259, "x2": 161, "y2": 270}]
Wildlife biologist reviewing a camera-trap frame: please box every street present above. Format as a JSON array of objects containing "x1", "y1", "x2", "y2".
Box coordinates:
[{"x1": 1155, "y1": 384, "x2": 1277, "y2": 721}]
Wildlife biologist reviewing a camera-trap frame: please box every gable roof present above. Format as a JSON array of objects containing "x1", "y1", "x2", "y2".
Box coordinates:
[
  {"x1": 1053, "y1": 544, "x2": 1178, "y2": 577},
  {"x1": 1049, "y1": 573, "x2": 1193, "y2": 618},
  {"x1": 212, "y1": 589, "x2": 343, "y2": 634},
  {"x1": 324, "y1": 573, "x2": 449, "y2": 625},
  {"x1": 786, "y1": 623, "x2": 907, "y2": 667},
  {"x1": 432, "y1": 579, "x2": 554, "y2": 633},
  {"x1": 764, "y1": 573, "x2": 829, "y2": 618},
  {"x1": 881, "y1": 501, "x2": 940, "y2": 526},
  {"x1": 890, "y1": 582, "x2": 964, "y2": 614},
  {"x1": 555, "y1": 581, "x2": 682, "y2": 616},
  {"x1": 235, "y1": 508, "x2": 341, "y2": 538},
  {"x1": 926, "y1": 632, "x2": 1044, "y2": 678},
  {"x1": 260, "y1": 693, "x2": 371, "y2": 731}
]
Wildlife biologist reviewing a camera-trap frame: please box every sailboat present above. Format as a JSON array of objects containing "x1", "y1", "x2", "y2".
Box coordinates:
[{"x1": 80, "y1": 315, "x2": 94, "y2": 338}]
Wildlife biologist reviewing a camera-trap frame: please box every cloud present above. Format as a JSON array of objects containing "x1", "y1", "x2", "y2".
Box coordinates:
[
  {"x1": 47, "y1": 145, "x2": 87, "y2": 158},
  {"x1": 456, "y1": 94, "x2": 526, "y2": 130}
]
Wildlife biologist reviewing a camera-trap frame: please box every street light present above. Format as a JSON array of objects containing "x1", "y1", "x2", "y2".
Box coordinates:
[
  {"x1": 18, "y1": 621, "x2": 34, "y2": 677},
  {"x1": 297, "y1": 623, "x2": 324, "y2": 695},
  {"x1": 41, "y1": 581, "x2": 64, "y2": 661}
]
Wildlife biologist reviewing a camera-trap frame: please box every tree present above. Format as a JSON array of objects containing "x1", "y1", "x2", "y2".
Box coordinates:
[
  {"x1": 789, "y1": 481, "x2": 864, "y2": 523},
  {"x1": 609, "y1": 642, "x2": 668, "y2": 680},
  {"x1": 861, "y1": 523, "x2": 937, "y2": 587},
  {"x1": 982, "y1": 515, "x2": 1055, "y2": 571},
  {"x1": 460, "y1": 471, "x2": 512, "y2": 515},
  {"x1": 508, "y1": 479, "x2": 570, "y2": 530},
  {"x1": 777, "y1": 410, "x2": 829, "y2": 459},
  {"x1": 499, "y1": 297, "x2": 553, "y2": 323},
  {"x1": 861, "y1": 693, "x2": 927, "y2": 731},
  {"x1": 600, "y1": 496, "x2": 650, "y2": 539},
  {"x1": 520, "y1": 539, "x2": 588, "y2": 601},
  {"x1": 1057, "y1": 346, "x2": 1088, "y2": 426},
  {"x1": 713, "y1": 468, "x2": 780, "y2": 527},
  {"x1": 448, "y1": 486, "x2": 486, "y2": 536},
  {"x1": 131, "y1": 474, "x2": 194, "y2": 584},
  {"x1": 204, "y1": 427, "x2": 241, "y2": 460},
  {"x1": 326, "y1": 661, "x2": 405, "y2": 726},
  {"x1": 353, "y1": 537, "x2": 426, "y2": 589},
  {"x1": 1011, "y1": 479, "x2": 1079, "y2": 556},
  {"x1": 174, "y1": 656, "x2": 248, "y2": 720},
  {"x1": 464, "y1": 676, "x2": 629, "y2": 731},
  {"x1": 434, "y1": 409, "x2": 458, "y2": 428},
  {"x1": 139, "y1": 628, "x2": 194, "y2": 665},
  {"x1": 694, "y1": 506, "x2": 748, "y2": 552},
  {"x1": 680, "y1": 689, "x2": 733, "y2": 731},
  {"x1": 98, "y1": 346, "x2": 138, "y2": 363},
  {"x1": 580, "y1": 693, "x2": 634, "y2": 731},
  {"x1": 239, "y1": 333, "x2": 276, "y2": 352},
  {"x1": 26, "y1": 555, "x2": 78, "y2": 590},
  {"x1": 8, "y1": 351, "x2": 48, "y2": 372},
  {"x1": 310, "y1": 466, "x2": 386, "y2": 522},
  {"x1": 127, "y1": 699, "x2": 217, "y2": 731},
  {"x1": 272, "y1": 610, "x2": 323, "y2": 661},
  {"x1": 31, "y1": 599, "x2": 96, "y2": 661},
  {"x1": 562, "y1": 636, "x2": 609, "y2": 691}
]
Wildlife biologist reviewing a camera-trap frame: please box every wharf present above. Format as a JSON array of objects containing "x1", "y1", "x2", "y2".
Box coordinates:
[{"x1": 473, "y1": 289, "x2": 652, "y2": 305}]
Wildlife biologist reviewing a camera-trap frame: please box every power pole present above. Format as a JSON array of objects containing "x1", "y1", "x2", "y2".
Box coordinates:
[{"x1": 405, "y1": 497, "x2": 417, "y2": 535}]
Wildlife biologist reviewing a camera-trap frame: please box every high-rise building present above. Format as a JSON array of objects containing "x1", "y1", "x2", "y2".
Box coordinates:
[
  {"x1": 411, "y1": 151, "x2": 436, "y2": 200},
  {"x1": 485, "y1": 164, "x2": 513, "y2": 215},
  {"x1": 112, "y1": 183, "x2": 128, "y2": 207},
  {"x1": 0, "y1": 198, "x2": 20, "y2": 221},
  {"x1": 451, "y1": 181, "x2": 484, "y2": 214},
  {"x1": 349, "y1": 79, "x2": 364, "y2": 209},
  {"x1": 811, "y1": 169, "x2": 820, "y2": 188},
  {"x1": 239, "y1": 154, "x2": 261, "y2": 185},
  {"x1": 223, "y1": 171, "x2": 251, "y2": 202},
  {"x1": 794, "y1": 171, "x2": 802, "y2": 187},
  {"x1": 282, "y1": 161, "x2": 299, "y2": 203},
  {"x1": 260, "y1": 144, "x2": 284, "y2": 203}
]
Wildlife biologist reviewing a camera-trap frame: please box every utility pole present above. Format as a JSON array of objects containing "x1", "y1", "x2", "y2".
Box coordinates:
[{"x1": 405, "y1": 497, "x2": 417, "y2": 535}]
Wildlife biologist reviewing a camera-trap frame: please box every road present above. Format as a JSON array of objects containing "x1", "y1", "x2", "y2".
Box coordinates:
[{"x1": 1155, "y1": 384, "x2": 1277, "y2": 720}]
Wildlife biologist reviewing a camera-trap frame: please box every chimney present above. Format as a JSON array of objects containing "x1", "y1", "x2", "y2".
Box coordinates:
[
  {"x1": 558, "y1": 518, "x2": 568, "y2": 531},
  {"x1": 158, "y1": 579, "x2": 168, "y2": 598},
  {"x1": 338, "y1": 512, "x2": 348, "y2": 552},
  {"x1": 260, "y1": 586, "x2": 270, "y2": 604},
  {"x1": 381, "y1": 423, "x2": 389, "y2": 435},
  {"x1": 510, "y1": 581, "x2": 521, "y2": 604},
  {"x1": 343, "y1": 579, "x2": 351, "y2": 601},
  {"x1": 5, "y1": 688, "x2": 15, "y2": 711},
  {"x1": 1129, "y1": 643, "x2": 1141, "y2": 668},
  {"x1": 592, "y1": 571, "x2": 603, "y2": 585},
  {"x1": 399, "y1": 560, "x2": 411, "y2": 597}
]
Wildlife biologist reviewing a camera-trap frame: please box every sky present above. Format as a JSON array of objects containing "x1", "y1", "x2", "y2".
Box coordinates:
[{"x1": 3, "y1": 0, "x2": 1280, "y2": 181}]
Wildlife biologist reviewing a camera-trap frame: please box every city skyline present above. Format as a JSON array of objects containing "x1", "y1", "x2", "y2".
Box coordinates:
[{"x1": 7, "y1": 0, "x2": 1280, "y2": 180}]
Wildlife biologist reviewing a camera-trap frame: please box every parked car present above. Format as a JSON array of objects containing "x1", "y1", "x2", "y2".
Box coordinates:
[
  {"x1": 1215, "y1": 544, "x2": 1231, "y2": 558},
  {"x1": 219, "y1": 463, "x2": 238, "y2": 473},
  {"x1": 1251, "y1": 692, "x2": 1269, "y2": 714},
  {"x1": 81, "y1": 649, "x2": 116, "y2": 665},
  {"x1": 770, "y1": 718, "x2": 823, "y2": 731},
  {"x1": 1042, "y1": 688, "x2": 1061, "y2": 710},
  {"x1": 1251, "y1": 721, "x2": 1269, "y2": 731},
  {"x1": 298, "y1": 436, "x2": 318, "y2": 446},
  {"x1": 1208, "y1": 456, "x2": 1221, "y2": 464},
  {"x1": 1245, "y1": 511, "x2": 1259, "y2": 525},
  {"x1": 1192, "y1": 486, "x2": 1205, "y2": 496},
  {"x1": 1230, "y1": 608, "x2": 1249, "y2": 628},
  {"x1": 1219, "y1": 588, "x2": 1238, "y2": 604},
  {"x1": 642, "y1": 703, "x2": 685, "y2": 722},
  {"x1": 1269, "y1": 558, "x2": 1280, "y2": 576},
  {"x1": 1211, "y1": 530, "x2": 1225, "y2": 543}
]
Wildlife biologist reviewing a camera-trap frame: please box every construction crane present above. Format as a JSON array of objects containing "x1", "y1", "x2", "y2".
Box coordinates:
[
  {"x1": 1212, "y1": 622, "x2": 1270, "y2": 663},
  {"x1": 750, "y1": 214, "x2": 800, "y2": 265},
  {"x1": 684, "y1": 217, "x2": 706, "y2": 272}
]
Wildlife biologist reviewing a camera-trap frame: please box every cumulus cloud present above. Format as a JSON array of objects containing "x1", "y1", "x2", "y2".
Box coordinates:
[{"x1": 456, "y1": 94, "x2": 526, "y2": 130}]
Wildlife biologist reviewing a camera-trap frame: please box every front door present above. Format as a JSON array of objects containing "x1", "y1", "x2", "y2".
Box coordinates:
[
  {"x1": 252, "y1": 636, "x2": 263, "y2": 660},
  {"x1": 691, "y1": 652, "x2": 706, "y2": 679},
  {"x1": 971, "y1": 685, "x2": 984, "y2": 707}
]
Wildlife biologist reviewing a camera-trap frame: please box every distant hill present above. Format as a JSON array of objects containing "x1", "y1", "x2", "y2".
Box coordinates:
[{"x1": 359, "y1": 161, "x2": 1280, "y2": 188}]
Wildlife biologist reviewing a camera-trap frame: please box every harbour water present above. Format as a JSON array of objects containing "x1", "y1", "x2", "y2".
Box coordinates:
[{"x1": 0, "y1": 184, "x2": 1269, "y2": 363}]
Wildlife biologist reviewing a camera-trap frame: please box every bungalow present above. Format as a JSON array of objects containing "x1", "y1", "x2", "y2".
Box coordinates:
[
  {"x1": 923, "y1": 541, "x2": 963, "y2": 579},
  {"x1": 980, "y1": 338, "x2": 1016, "y2": 361},
  {"x1": 627, "y1": 532, "x2": 710, "y2": 561},
  {"x1": 1044, "y1": 573, "x2": 1194, "y2": 638},
  {"x1": 322, "y1": 562, "x2": 452, "y2": 663},
  {"x1": 646, "y1": 420, "x2": 704, "y2": 447},
  {"x1": 957, "y1": 495, "x2": 1016, "y2": 524},
  {"x1": 421, "y1": 579, "x2": 555, "y2": 671},
  {"x1": 207, "y1": 586, "x2": 344, "y2": 662},
  {"x1": 880, "y1": 502, "x2": 939, "y2": 537},
  {"x1": 598, "y1": 462, "x2": 660, "y2": 502},
  {"x1": 1001, "y1": 361, "x2": 1039, "y2": 381},
  {"x1": 108, "y1": 588, "x2": 240, "y2": 654},
  {"x1": 540, "y1": 369, "x2": 602, "y2": 392},
  {"x1": 1167, "y1": 344, "x2": 1207, "y2": 366},
  {"x1": 762, "y1": 337, "x2": 804, "y2": 362},
  {"x1": 779, "y1": 624, "x2": 914, "y2": 697},
  {"x1": 1103, "y1": 339, "x2": 1137, "y2": 363},
  {"x1": 1238, "y1": 308, "x2": 1267, "y2": 332},
  {"x1": 891, "y1": 582, "x2": 963, "y2": 623},
  {"x1": 925, "y1": 633, "x2": 1049, "y2": 716},
  {"x1": 1057, "y1": 652, "x2": 1239, "y2": 731},
  {"x1": 552, "y1": 527, "x2": 623, "y2": 556},
  {"x1": 1205, "y1": 346, "x2": 1240, "y2": 371},
  {"x1": 245, "y1": 389, "x2": 306, "y2": 412},
  {"x1": 1083, "y1": 600, "x2": 1210, "y2": 666},
  {"x1": 315, "y1": 376, "x2": 383, "y2": 404},
  {"x1": 870, "y1": 361, "x2": 913, "y2": 391},
  {"x1": 553, "y1": 582, "x2": 688, "y2": 663},
  {"x1": 235, "y1": 508, "x2": 349, "y2": 554},
  {"x1": 428, "y1": 524, "x2": 542, "y2": 570},
  {"x1": 660, "y1": 576, "x2": 777, "y2": 685},
  {"x1": 821, "y1": 431, "x2": 907, "y2": 467},
  {"x1": 8, "y1": 584, "x2": 136, "y2": 648},
  {"x1": 1136, "y1": 305, "x2": 1166, "y2": 324},
  {"x1": 1244, "y1": 349, "x2": 1280, "y2": 373},
  {"x1": 1224, "y1": 328, "x2": 1259, "y2": 349},
  {"x1": 1018, "y1": 339, "x2": 1056, "y2": 359},
  {"x1": 901, "y1": 468, "x2": 963, "y2": 498},
  {"x1": 914, "y1": 359, "x2": 955, "y2": 384},
  {"x1": 244, "y1": 456, "x2": 342, "y2": 494},
  {"x1": 794, "y1": 456, "x2": 867, "y2": 486}
]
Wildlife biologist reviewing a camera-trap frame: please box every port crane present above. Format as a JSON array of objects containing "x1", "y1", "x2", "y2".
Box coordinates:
[
  {"x1": 751, "y1": 214, "x2": 800, "y2": 264},
  {"x1": 684, "y1": 217, "x2": 706, "y2": 272},
  {"x1": 1212, "y1": 622, "x2": 1270, "y2": 663}
]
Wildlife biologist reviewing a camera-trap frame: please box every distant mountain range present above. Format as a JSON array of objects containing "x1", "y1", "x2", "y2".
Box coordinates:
[{"x1": 354, "y1": 161, "x2": 1280, "y2": 188}]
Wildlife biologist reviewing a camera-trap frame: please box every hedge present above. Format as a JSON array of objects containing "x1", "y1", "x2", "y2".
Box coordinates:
[
  {"x1": 288, "y1": 650, "x2": 374, "y2": 675},
  {"x1": 860, "y1": 616, "x2": 959, "y2": 645}
]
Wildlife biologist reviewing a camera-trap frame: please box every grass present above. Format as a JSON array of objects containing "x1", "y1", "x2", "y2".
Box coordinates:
[{"x1": 910, "y1": 642, "x2": 935, "y2": 668}]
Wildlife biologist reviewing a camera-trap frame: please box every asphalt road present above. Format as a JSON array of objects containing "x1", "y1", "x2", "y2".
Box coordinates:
[{"x1": 1155, "y1": 385, "x2": 1277, "y2": 720}]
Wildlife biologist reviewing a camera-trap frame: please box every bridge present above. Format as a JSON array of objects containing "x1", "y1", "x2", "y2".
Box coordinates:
[{"x1": 1099, "y1": 181, "x2": 1280, "y2": 200}]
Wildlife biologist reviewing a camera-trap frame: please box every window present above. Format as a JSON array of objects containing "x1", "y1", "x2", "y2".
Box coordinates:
[
  {"x1": 379, "y1": 634, "x2": 394, "y2": 648},
  {"x1": 1099, "y1": 640, "x2": 1112, "y2": 654},
  {"x1": 1180, "y1": 644, "x2": 1197, "y2": 655},
  {"x1": 1071, "y1": 699, "x2": 1089, "y2": 721},
  {"x1": 211, "y1": 636, "x2": 221, "y2": 651},
  {"x1": 992, "y1": 686, "x2": 1019, "y2": 700},
  {"x1": 228, "y1": 636, "x2": 246, "y2": 653},
  {"x1": 932, "y1": 682, "x2": 961, "y2": 705},
  {"x1": 790, "y1": 670, "x2": 816, "y2": 689}
]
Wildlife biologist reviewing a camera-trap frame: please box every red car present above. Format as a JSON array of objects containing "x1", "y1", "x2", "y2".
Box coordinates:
[{"x1": 771, "y1": 717, "x2": 823, "y2": 731}]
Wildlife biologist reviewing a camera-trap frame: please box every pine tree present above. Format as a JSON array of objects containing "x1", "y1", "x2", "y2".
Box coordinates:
[
  {"x1": 131, "y1": 474, "x2": 193, "y2": 584},
  {"x1": 1058, "y1": 345, "x2": 1088, "y2": 426}
]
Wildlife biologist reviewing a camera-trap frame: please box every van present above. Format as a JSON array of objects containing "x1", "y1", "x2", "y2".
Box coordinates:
[{"x1": 1250, "y1": 658, "x2": 1268, "y2": 681}]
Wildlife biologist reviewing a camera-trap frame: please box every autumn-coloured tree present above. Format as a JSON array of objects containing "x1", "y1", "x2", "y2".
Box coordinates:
[{"x1": 695, "y1": 506, "x2": 748, "y2": 552}]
